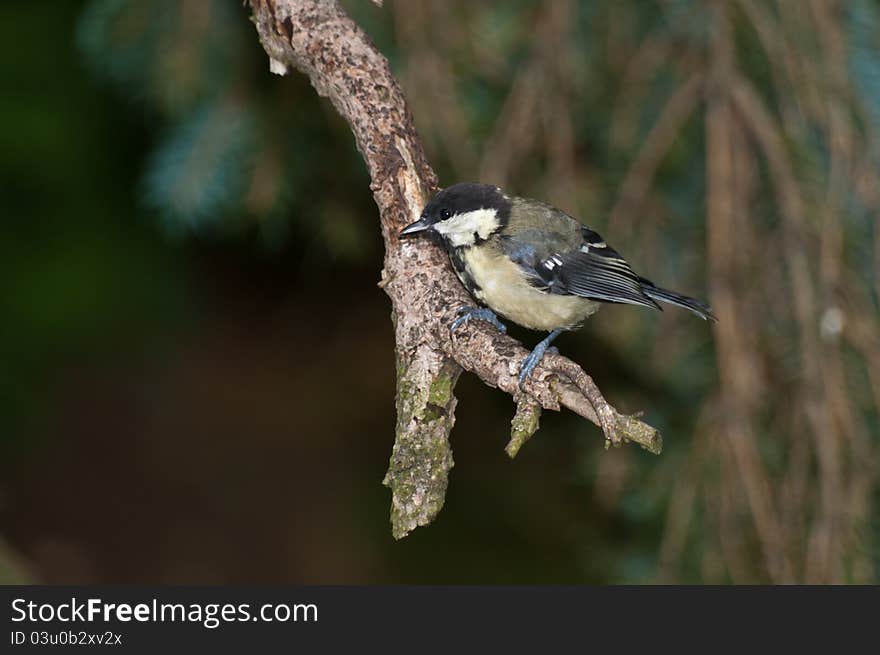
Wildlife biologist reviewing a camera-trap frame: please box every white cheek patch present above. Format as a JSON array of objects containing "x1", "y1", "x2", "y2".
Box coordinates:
[{"x1": 435, "y1": 209, "x2": 499, "y2": 247}]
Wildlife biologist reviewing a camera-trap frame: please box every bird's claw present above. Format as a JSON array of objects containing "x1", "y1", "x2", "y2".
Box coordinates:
[
  {"x1": 450, "y1": 306, "x2": 507, "y2": 334},
  {"x1": 517, "y1": 329, "x2": 563, "y2": 389},
  {"x1": 518, "y1": 349, "x2": 545, "y2": 388}
]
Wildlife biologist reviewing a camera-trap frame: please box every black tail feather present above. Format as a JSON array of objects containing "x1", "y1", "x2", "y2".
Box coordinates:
[{"x1": 639, "y1": 278, "x2": 717, "y2": 322}]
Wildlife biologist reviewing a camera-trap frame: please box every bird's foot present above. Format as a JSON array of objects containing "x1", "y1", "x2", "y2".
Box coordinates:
[
  {"x1": 450, "y1": 306, "x2": 507, "y2": 334},
  {"x1": 518, "y1": 348, "x2": 550, "y2": 388},
  {"x1": 518, "y1": 329, "x2": 563, "y2": 388}
]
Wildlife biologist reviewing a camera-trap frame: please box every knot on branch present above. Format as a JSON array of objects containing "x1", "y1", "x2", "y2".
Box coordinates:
[{"x1": 507, "y1": 396, "x2": 542, "y2": 458}]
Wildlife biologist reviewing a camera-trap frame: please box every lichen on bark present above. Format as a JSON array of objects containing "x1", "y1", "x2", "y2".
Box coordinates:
[
  {"x1": 507, "y1": 397, "x2": 542, "y2": 458},
  {"x1": 383, "y1": 356, "x2": 460, "y2": 539}
]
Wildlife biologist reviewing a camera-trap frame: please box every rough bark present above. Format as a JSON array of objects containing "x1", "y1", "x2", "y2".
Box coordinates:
[{"x1": 248, "y1": 0, "x2": 661, "y2": 539}]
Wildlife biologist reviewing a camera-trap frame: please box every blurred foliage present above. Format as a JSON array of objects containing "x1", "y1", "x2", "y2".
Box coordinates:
[
  {"x1": 75, "y1": 0, "x2": 377, "y2": 258},
  {"x1": 2, "y1": 0, "x2": 879, "y2": 583}
]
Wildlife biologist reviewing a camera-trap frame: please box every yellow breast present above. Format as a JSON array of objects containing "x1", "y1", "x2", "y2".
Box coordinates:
[{"x1": 458, "y1": 247, "x2": 600, "y2": 331}]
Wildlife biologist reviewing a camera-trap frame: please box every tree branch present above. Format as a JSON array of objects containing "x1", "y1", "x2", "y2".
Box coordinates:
[{"x1": 248, "y1": 0, "x2": 661, "y2": 539}]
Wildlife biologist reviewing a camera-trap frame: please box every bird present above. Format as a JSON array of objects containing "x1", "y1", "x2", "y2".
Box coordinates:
[{"x1": 400, "y1": 183, "x2": 716, "y2": 386}]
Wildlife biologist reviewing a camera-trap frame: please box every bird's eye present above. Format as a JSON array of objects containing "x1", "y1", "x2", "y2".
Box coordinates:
[{"x1": 440, "y1": 208, "x2": 452, "y2": 220}]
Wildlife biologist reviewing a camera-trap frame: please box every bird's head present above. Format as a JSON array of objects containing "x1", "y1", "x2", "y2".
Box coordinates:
[{"x1": 400, "y1": 183, "x2": 511, "y2": 248}]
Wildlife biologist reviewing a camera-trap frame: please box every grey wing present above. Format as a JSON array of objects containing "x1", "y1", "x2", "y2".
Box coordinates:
[{"x1": 500, "y1": 226, "x2": 660, "y2": 310}]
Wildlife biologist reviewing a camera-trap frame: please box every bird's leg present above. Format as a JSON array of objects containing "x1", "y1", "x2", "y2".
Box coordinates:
[
  {"x1": 518, "y1": 329, "x2": 564, "y2": 388},
  {"x1": 450, "y1": 306, "x2": 507, "y2": 334}
]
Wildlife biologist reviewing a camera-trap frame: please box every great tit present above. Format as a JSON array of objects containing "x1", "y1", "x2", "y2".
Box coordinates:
[{"x1": 400, "y1": 183, "x2": 716, "y2": 386}]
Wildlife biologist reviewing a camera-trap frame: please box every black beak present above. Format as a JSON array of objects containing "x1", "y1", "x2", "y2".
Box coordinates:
[{"x1": 400, "y1": 215, "x2": 431, "y2": 236}]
